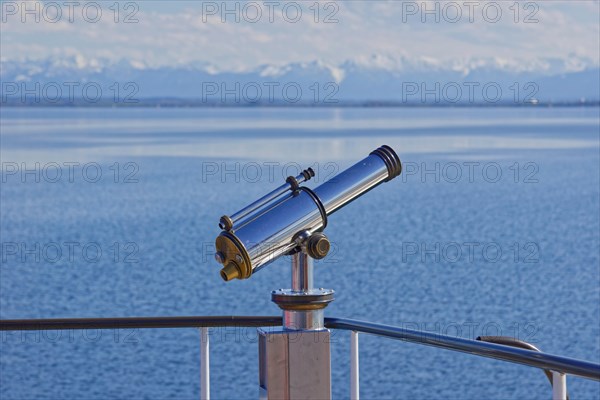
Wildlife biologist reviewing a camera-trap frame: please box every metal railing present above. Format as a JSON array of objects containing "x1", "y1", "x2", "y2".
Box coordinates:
[
  {"x1": 326, "y1": 318, "x2": 600, "y2": 381},
  {"x1": 1, "y1": 316, "x2": 599, "y2": 399}
]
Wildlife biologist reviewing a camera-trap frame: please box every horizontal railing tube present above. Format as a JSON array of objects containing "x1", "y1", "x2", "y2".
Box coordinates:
[
  {"x1": 324, "y1": 318, "x2": 600, "y2": 381},
  {"x1": 1, "y1": 316, "x2": 598, "y2": 382},
  {"x1": 0, "y1": 316, "x2": 282, "y2": 331}
]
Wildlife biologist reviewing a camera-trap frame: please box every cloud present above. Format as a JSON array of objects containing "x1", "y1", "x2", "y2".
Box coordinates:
[{"x1": 1, "y1": 1, "x2": 598, "y2": 72}]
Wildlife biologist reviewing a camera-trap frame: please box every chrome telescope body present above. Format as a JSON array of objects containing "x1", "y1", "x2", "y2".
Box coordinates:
[{"x1": 215, "y1": 145, "x2": 402, "y2": 281}]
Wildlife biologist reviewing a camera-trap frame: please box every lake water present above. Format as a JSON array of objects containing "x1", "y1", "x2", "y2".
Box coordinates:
[{"x1": 1, "y1": 107, "x2": 599, "y2": 399}]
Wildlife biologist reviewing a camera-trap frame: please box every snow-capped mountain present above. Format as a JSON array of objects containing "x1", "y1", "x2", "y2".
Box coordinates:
[{"x1": 1, "y1": 56, "x2": 598, "y2": 104}]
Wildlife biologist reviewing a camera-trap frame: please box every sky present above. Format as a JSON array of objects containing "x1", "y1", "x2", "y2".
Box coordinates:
[{"x1": 1, "y1": 0, "x2": 599, "y2": 74}]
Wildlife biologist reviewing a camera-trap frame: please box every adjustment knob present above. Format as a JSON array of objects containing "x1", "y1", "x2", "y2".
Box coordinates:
[{"x1": 306, "y1": 233, "x2": 330, "y2": 259}]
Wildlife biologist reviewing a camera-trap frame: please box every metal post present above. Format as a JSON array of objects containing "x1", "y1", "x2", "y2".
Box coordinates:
[
  {"x1": 286, "y1": 252, "x2": 321, "y2": 330},
  {"x1": 259, "y1": 248, "x2": 333, "y2": 399},
  {"x1": 291, "y1": 251, "x2": 313, "y2": 293},
  {"x1": 552, "y1": 371, "x2": 566, "y2": 400},
  {"x1": 351, "y1": 331, "x2": 360, "y2": 400},
  {"x1": 200, "y1": 327, "x2": 210, "y2": 400}
]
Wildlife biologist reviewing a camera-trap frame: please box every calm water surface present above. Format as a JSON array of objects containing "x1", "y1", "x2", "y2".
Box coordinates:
[{"x1": 1, "y1": 107, "x2": 599, "y2": 399}]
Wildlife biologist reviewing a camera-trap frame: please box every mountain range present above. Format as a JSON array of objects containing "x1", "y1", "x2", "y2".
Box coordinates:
[{"x1": 1, "y1": 56, "x2": 598, "y2": 105}]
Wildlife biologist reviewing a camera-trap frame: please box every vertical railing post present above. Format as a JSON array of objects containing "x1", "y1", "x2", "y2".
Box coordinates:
[
  {"x1": 552, "y1": 371, "x2": 566, "y2": 400},
  {"x1": 200, "y1": 327, "x2": 210, "y2": 400},
  {"x1": 351, "y1": 331, "x2": 360, "y2": 400}
]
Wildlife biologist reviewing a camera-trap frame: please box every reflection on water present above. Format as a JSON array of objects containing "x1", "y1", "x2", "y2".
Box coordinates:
[{"x1": 2, "y1": 107, "x2": 598, "y2": 163}]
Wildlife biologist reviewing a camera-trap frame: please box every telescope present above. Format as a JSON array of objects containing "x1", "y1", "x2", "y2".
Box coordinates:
[
  {"x1": 214, "y1": 145, "x2": 401, "y2": 398},
  {"x1": 214, "y1": 145, "x2": 402, "y2": 282}
]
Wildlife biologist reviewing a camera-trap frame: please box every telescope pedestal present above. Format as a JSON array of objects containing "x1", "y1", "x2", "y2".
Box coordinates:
[
  {"x1": 258, "y1": 328, "x2": 331, "y2": 400},
  {"x1": 258, "y1": 251, "x2": 334, "y2": 400}
]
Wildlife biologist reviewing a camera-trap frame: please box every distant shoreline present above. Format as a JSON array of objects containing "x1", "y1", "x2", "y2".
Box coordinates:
[{"x1": 2, "y1": 99, "x2": 599, "y2": 108}]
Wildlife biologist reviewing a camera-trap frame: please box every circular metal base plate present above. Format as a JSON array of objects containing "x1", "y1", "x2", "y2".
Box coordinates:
[{"x1": 271, "y1": 288, "x2": 335, "y2": 311}]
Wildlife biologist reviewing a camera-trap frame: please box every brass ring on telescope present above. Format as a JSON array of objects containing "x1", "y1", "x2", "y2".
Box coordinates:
[{"x1": 216, "y1": 231, "x2": 253, "y2": 281}]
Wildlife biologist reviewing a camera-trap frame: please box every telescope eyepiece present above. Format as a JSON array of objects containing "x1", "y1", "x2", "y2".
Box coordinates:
[
  {"x1": 220, "y1": 262, "x2": 240, "y2": 281},
  {"x1": 219, "y1": 215, "x2": 233, "y2": 231}
]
